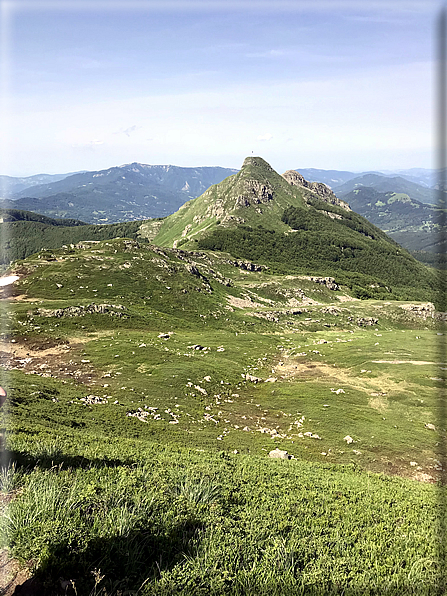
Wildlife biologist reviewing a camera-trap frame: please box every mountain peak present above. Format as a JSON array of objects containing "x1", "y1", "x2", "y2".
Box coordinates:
[
  {"x1": 241, "y1": 156, "x2": 276, "y2": 174},
  {"x1": 282, "y1": 170, "x2": 351, "y2": 212}
]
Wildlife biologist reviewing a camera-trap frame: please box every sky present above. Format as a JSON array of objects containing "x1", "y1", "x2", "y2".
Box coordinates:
[{"x1": 0, "y1": 0, "x2": 443, "y2": 176}]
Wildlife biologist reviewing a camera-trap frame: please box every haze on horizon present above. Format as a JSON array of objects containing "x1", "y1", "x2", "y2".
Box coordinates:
[{"x1": 0, "y1": 0, "x2": 440, "y2": 178}]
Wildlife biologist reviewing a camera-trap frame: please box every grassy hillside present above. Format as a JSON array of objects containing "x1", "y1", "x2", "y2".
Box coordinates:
[
  {"x1": 0, "y1": 237, "x2": 444, "y2": 594},
  {"x1": 152, "y1": 157, "x2": 438, "y2": 302},
  {"x1": 153, "y1": 157, "x2": 309, "y2": 248}
]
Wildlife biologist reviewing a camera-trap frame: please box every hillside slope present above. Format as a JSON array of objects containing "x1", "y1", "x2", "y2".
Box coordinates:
[
  {"x1": 153, "y1": 157, "x2": 310, "y2": 247},
  {"x1": 152, "y1": 157, "x2": 437, "y2": 301}
]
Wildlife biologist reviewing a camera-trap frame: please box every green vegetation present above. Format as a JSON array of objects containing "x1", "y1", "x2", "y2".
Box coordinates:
[
  {"x1": 198, "y1": 222, "x2": 437, "y2": 302},
  {"x1": 0, "y1": 217, "x2": 151, "y2": 264},
  {"x1": 0, "y1": 234, "x2": 444, "y2": 594},
  {"x1": 153, "y1": 157, "x2": 438, "y2": 303},
  {"x1": 1, "y1": 158, "x2": 444, "y2": 594},
  {"x1": 2, "y1": 435, "x2": 440, "y2": 595}
]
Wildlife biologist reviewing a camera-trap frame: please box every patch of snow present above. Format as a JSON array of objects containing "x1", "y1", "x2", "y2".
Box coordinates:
[{"x1": 0, "y1": 275, "x2": 19, "y2": 286}]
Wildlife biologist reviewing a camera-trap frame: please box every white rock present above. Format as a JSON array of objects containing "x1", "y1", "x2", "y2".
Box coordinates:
[
  {"x1": 343, "y1": 435, "x2": 354, "y2": 444},
  {"x1": 269, "y1": 448, "x2": 290, "y2": 460},
  {"x1": 425, "y1": 423, "x2": 436, "y2": 431}
]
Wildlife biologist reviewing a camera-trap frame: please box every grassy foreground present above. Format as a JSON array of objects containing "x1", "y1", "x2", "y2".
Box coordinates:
[
  {"x1": 0, "y1": 237, "x2": 445, "y2": 594},
  {"x1": 0, "y1": 434, "x2": 443, "y2": 596}
]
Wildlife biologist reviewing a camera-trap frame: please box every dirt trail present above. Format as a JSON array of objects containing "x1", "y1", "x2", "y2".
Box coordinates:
[{"x1": 272, "y1": 357, "x2": 419, "y2": 400}]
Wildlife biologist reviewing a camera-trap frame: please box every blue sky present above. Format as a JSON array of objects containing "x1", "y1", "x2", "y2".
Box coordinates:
[{"x1": 0, "y1": 0, "x2": 441, "y2": 176}]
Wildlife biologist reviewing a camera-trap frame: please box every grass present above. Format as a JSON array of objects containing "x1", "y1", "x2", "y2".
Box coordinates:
[
  {"x1": 1, "y1": 443, "x2": 442, "y2": 595},
  {"x1": 0, "y1": 237, "x2": 445, "y2": 594}
]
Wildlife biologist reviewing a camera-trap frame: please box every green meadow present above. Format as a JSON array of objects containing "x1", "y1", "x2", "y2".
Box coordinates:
[{"x1": 0, "y1": 237, "x2": 445, "y2": 595}]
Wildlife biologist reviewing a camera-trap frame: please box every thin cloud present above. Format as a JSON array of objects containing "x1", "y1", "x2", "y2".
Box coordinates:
[
  {"x1": 246, "y1": 49, "x2": 285, "y2": 58},
  {"x1": 257, "y1": 133, "x2": 273, "y2": 141},
  {"x1": 114, "y1": 125, "x2": 141, "y2": 137},
  {"x1": 71, "y1": 139, "x2": 104, "y2": 148}
]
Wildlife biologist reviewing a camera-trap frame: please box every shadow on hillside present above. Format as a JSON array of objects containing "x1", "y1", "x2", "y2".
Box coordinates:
[
  {"x1": 4, "y1": 448, "x2": 130, "y2": 471},
  {"x1": 14, "y1": 518, "x2": 205, "y2": 596}
]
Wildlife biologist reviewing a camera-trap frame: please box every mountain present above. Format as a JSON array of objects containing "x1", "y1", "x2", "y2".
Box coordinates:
[
  {"x1": 0, "y1": 172, "x2": 79, "y2": 198},
  {"x1": 383, "y1": 168, "x2": 437, "y2": 188},
  {"x1": 292, "y1": 168, "x2": 360, "y2": 188},
  {"x1": 341, "y1": 187, "x2": 442, "y2": 246},
  {"x1": 150, "y1": 157, "x2": 436, "y2": 301},
  {"x1": 3, "y1": 163, "x2": 238, "y2": 224},
  {"x1": 3, "y1": 161, "x2": 442, "y2": 594},
  {"x1": 333, "y1": 173, "x2": 438, "y2": 205},
  {"x1": 295, "y1": 168, "x2": 440, "y2": 189}
]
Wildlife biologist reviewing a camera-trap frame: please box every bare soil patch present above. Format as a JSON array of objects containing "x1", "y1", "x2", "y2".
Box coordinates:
[
  {"x1": 0, "y1": 336, "x2": 98, "y2": 385},
  {"x1": 0, "y1": 549, "x2": 32, "y2": 596}
]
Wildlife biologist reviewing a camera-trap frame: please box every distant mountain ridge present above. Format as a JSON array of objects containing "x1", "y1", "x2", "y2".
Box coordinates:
[
  {"x1": 2, "y1": 163, "x2": 444, "y2": 256},
  {"x1": 296, "y1": 168, "x2": 440, "y2": 190},
  {"x1": 0, "y1": 172, "x2": 81, "y2": 198},
  {"x1": 1, "y1": 163, "x2": 238, "y2": 224},
  {"x1": 333, "y1": 173, "x2": 438, "y2": 205}
]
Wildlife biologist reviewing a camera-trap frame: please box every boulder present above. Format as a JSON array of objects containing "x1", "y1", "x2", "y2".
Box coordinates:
[{"x1": 269, "y1": 448, "x2": 291, "y2": 460}]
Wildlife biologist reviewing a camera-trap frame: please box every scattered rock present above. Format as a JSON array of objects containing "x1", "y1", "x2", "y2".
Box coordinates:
[
  {"x1": 303, "y1": 432, "x2": 321, "y2": 439},
  {"x1": 400, "y1": 303, "x2": 435, "y2": 319},
  {"x1": 269, "y1": 448, "x2": 291, "y2": 460},
  {"x1": 80, "y1": 395, "x2": 108, "y2": 405},
  {"x1": 355, "y1": 317, "x2": 378, "y2": 327},
  {"x1": 36, "y1": 303, "x2": 126, "y2": 318},
  {"x1": 243, "y1": 373, "x2": 262, "y2": 383}
]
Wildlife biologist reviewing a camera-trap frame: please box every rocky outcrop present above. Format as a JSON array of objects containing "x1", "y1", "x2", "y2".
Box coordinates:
[
  {"x1": 251, "y1": 308, "x2": 308, "y2": 322},
  {"x1": 399, "y1": 303, "x2": 435, "y2": 319},
  {"x1": 282, "y1": 170, "x2": 351, "y2": 212},
  {"x1": 235, "y1": 179, "x2": 274, "y2": 209},
  {"x1": 351, "y1": 316, "x2": 378, "y2": 326},
  {"x1": 309, "y1": 277, "x2": 339, "y2": 290},
  {"x1": 36, "y1": 304, "x2": 126, "y2": 318}
]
